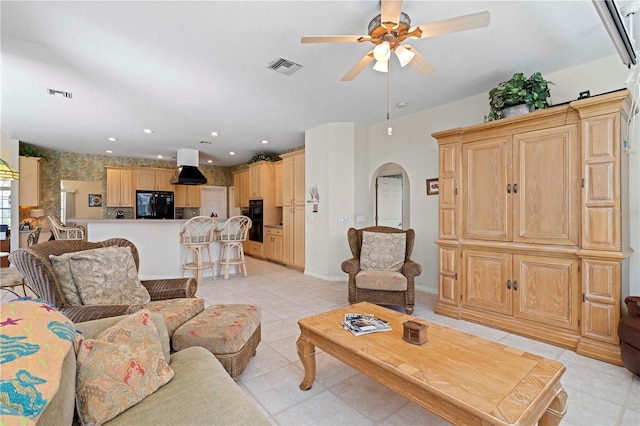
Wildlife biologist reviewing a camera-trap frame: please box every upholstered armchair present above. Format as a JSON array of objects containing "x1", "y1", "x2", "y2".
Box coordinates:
[
  {"x1": 9, "y1": 238, "x2": 203, "y2": 337},
  {"x1": 619, "y1": 296, "x2": 640, "y2": 376},
  {"x1": 341, "y1": 226, "x2": 422, "y2": 315}
]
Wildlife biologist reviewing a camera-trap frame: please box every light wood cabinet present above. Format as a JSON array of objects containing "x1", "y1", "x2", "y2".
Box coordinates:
[
  {"x1": 19, "y1": 156, "x2": 40, "y2": 207},
  {"x1": 135, "y1": 168, "x2": 175, "y2": 191},
  {"x1": 248, "y1": 241, "x2": 264, "y2": 258},
  {"x1": 281, "y1": 150, "x2": 305, "y2": 269},
  {"x1": 174, "y1": 185, "x2": 201, "y2": 208},
  {"x1": 249, "y1": 161, "x2": 274, "y2": 199},
  {"x1": 434, "y1": 90, "x2": 631, "y2": 366},
  {"x1": 106, "y1": 167, "x2": 133, "y2": 207},
  {"x1": 264, "y1": 226, "x2": 283, "y2": 262},
  {"x1": 283, "y1": 204, "x2": 305, "y2": 269},
  {"x1": 233, "y1": 169, "x2": 250, "y2": 208},
  {"x1": 283, "y1": 150, "x2": 305, "y2": 205},
  {"x1": 274, "y1": 161, "x2": 283, "y2": 207}
]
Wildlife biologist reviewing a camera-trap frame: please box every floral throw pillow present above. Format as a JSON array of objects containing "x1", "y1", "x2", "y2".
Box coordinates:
[
  {"x1": 360, "y1": 231, "x2": 406, "y2": 272},
  {"x1": 68, "y1": 246, "x2": 151, "y2": 305},
  {"x1": 75, "y1": 309, "x2": 174, "y2": 425},
  {"x1": 50, "y1": 251, "x2": 84, "y2": 305}
]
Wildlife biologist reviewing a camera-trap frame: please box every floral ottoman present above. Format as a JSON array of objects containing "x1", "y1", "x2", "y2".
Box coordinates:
[{"x1": 172, "y1": 304, "x2": 261, "y2": 381}]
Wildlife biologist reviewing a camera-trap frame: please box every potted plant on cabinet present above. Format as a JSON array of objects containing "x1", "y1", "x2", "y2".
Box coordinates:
[{"x1": 485, "y1": 72, "x2": 553, "y2": 122}]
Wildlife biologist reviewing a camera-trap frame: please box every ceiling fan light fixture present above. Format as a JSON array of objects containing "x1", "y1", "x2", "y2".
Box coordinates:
[
  {"x1": 373, "y1": 60, "x2": 389, "y2": 73},
  {"x1": 373, "y1": 41, "x2": 391, "y2": 62},
  {"x1": 394, "y1": 44, "x2": 415, "y2": 67}
]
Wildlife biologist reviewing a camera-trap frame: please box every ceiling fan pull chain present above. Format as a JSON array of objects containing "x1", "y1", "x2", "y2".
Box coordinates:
[{"x1": 387, "y1": 59, "x2": 393, "y2": 136}]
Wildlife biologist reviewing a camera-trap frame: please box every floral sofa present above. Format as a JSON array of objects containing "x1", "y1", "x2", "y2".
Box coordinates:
[{"x1": 0, "y1": 299, "x2": 269, "y2": 425}]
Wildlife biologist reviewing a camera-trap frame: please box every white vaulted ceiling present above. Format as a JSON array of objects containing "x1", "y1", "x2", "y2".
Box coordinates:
[{"x1": 0, "y1": 1, "x2": 624, "y2": 165}]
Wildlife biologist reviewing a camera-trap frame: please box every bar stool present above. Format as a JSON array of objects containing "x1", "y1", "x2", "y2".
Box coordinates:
[
  {"x1": 217, "y1": 216, "x2": 252, "y2": 280},
  {"x1": 180, "y1": 216, "x2": 218, "y2": 285}
]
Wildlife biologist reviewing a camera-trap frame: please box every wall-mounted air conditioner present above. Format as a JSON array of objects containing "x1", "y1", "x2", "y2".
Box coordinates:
[{"x1": 593, "y1": 0, "x2": 639, "y2": 67}]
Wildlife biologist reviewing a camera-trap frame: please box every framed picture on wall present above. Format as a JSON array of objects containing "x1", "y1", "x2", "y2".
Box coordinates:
[
  {"x1": 88, "y1": 194, "x2": 102, "y2": 207},
  {"x1": 426, "y1": 178, "x2": 439, "y2": 195}
]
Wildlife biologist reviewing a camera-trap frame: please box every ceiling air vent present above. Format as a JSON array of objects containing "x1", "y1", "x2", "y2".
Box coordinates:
[
  {"x1": 267, "y1": 58, "x2": 303, "y2": 76},
  {"x1": 198, "y1": 140, "x2": 213, "y2": 145}
]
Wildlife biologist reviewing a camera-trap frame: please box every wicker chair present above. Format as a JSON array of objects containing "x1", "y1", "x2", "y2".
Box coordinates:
[
  {"x1": 217, "y1": 216, "x2": 252, "y2": 280},
  {"x1": 341, "y1": 226, "x2": 422, "y2": 315},
  {"x1": 26, "y1": 226, "x2": 41, "y2": 246},
  {"x1": 8, "y1": 238, "x2": 202, "y2": 328},
  {"x1": 48, "y1": 215, "x2": 86, "y2": 240},
  {"x1": 180, "y1": 216, "x2": 218, "y2": 285}
]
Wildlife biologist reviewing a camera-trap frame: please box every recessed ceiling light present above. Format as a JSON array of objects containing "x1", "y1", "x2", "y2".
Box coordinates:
[
  {"x1": 210, "y1": 131, "x2": 219, "y2": 137},
  {"x1": 396, "y1": 102, "x2": 408, "y2": 108},
  {"x1": 229, "y1": 152, "x2": 235, "y2": 156},
  {"x1": 105, "y1": 150, "x2": 113, "y2": 154},
  {"x1": 108, "y1": 137, "x2": 118, "y2": 142},
  {"x1": 157, "y1": 155, "x2": 163, "y2": 159},
  {"x1": 261, "y1": 140, "x2": 269, "y2": 144},
  {"x1": 207, "y1": 160, "x2": 213, "y2": 163},
  {"x1": 143, "y1": 128, "x2": 153, "y2": 134}
]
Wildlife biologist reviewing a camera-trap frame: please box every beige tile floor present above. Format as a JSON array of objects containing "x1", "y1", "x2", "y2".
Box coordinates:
[
  {"x1": 3, "y1": 257, "x2": 637, "y2": 425},
  {"x1": 195, "y1": 257, "x2": 640, "y2": 426}
]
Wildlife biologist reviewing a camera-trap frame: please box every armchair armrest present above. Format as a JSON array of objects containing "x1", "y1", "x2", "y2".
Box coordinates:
[
  {"x1": 141, "y1": 277, "x2": 198, "y2": 300},
  {"x1": 341, "y1": 258, "x2": 360, "y2": 275},
  {"x1": 402, "y1": 260, "x2": 422, "y2": 278},
  {"x1": 625, "y1": 296, "x2": 640, "y2": 317},
  {"x1": 61, "y1": 304, "x2": 143, "y2": 323}
]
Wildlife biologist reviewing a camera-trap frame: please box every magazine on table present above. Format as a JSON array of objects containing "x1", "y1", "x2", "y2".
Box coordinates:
[{"x1": 342, "y1": 313, "x2": 391, "y2": 336}]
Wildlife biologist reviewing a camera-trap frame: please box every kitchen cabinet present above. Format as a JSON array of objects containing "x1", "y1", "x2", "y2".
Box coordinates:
[
  {"x1": 283, "y1": 204, "x2": 304, "y2": 269},
  {"x1": 281, "y1": 150, "x2": 305, "y2": 269},
  {"x1": 433, "y1": 89, "x2": 631, "y2": 366},
  {"x1": 19, "y1": 156, "x2": 40, "y2": 207},
  {"x1": 106, "y1": 167, "x2": 133, "y2": 207},
  {"x1": 248, "y1": 241, "x2": 264, "y2": 258},
  {"x1": 233, "y1": 169, "x2": 250, "y2": 208},
  {"x1": 135, "y1": 168, "x2": 175, "y2": 191},
  {"x1": 274, "y1": 161, "x2": 283, "y2": 207},
  {"x1": 249, "y1": 161, "x2": 274, "y2": 199},
  {"x1": 282, "y1": 150, "x2": 305, "y2": 205},
  {"x1": 264, "y1": 226, "x2": 283, "y2": 263},
  {"x1": 174, "y1": 185, "x2": 201, "y2": 208}
]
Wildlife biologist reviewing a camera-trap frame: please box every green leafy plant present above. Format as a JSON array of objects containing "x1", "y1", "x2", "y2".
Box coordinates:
[
  {"x1": 19, "y1": 142, "x2": 44, "y2": 157},
  {"x1": 485, "y1": 72, "x2": 553, "y2": 122},
  {"x1": 246, "y1": 151, "x2": 280, "y2": 165}
]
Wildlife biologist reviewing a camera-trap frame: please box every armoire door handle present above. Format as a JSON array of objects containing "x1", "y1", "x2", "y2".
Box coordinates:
[
  {"x1": 507, "y1": 184, "x2": 511, "y2": 194},
  {"x1": 507, "y1": 279, "x2": 511, "y2": 290}
]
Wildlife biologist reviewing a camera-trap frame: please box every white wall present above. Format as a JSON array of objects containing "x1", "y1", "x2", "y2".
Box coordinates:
[{"x1": 305, "y1": 55, "x2": 640, "y2": 296}]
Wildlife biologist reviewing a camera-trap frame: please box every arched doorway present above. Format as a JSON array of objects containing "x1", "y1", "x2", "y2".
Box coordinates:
[{"x1": 373, "y1": 163, "x2": 410, "y2": 230}]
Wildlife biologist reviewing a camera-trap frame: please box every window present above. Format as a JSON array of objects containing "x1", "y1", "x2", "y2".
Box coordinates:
[{"x1": 0, "y1": 180, "x2": 11, "y2": 226}]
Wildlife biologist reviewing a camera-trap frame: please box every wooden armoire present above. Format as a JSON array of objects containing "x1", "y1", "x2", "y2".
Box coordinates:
[{"x1": 433, "y1": 89, "x2": 631, "y2": 365}]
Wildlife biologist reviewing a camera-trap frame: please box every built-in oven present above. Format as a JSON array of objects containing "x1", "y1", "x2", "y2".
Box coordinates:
[{"x1": 248, "y1": 200, "x2": 263, "y2": 243}]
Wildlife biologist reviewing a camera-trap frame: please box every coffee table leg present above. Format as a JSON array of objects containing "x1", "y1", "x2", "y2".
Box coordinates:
[
  {"x1": 296, "y1": 333, "x2": 316, "y2": 390},
  {"x1": 539, "y1": 386, "x2": 568, "y2": 426}
]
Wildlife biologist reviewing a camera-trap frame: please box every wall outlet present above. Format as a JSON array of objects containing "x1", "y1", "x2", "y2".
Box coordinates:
[
  {"x1": 356, "y1": 215, "x2": 365, "y2": 223},
  {"x1": 338, "y1": 216, "x2": 349, "y2": 224}
]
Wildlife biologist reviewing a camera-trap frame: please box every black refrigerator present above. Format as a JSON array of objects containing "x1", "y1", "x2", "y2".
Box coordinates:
[{"x1": 136, "y1": 191, "x2": 175, "y2": 219}]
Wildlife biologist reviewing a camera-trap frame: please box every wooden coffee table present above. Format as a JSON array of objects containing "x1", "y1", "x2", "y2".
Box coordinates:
[{"x1": 297, "y1": 302, "x2": 567, "y2": 426}]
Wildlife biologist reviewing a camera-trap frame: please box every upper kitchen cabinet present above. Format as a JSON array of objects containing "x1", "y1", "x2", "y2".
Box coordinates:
[
  {"x1": 274, "y1": 161, "x2": 283, "y2": 207},
  {"x1": 19, "y1": 156, "x2": 40, "y2": 206},
  {"x1": 135, "y1": 168, "x2": 175, "y2": 191},
  {"x1": 106, "y1": 167, "x2": 134, "y2": 207},
  {"x1": 174, "y1": 185, "x2": 201, "y2": 208},
  {"x1": 282, "y1": 150, "x2": 305, "y2": 206},
  {"x1": 233, "y1": 169, "x2": 250, "y2": 208},
  {"x1": 249, "y1": 161, "x2": 274, "y2": 199}
]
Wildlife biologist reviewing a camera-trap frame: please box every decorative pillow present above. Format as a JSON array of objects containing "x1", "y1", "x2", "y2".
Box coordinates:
[
  {"x1": 75, "y1": 309, "x2": 174, "y2": 426},
  {"x1": 50, "y1": 251, "x2": 84, "y2": 305},
  {"x1": 360, "y1": 231, "x2": 406, "y2": 272},
  {"x1": 67, "y1": 246, "x2": 151, "y2": 305}
]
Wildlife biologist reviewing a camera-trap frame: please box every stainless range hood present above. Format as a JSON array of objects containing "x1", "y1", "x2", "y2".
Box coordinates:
[{"x1": 171, "y1": 149, "x2": 207, "y2": 185}]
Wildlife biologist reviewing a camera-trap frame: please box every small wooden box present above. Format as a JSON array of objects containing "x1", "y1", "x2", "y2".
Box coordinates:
[{"x1": 402, "y1": 320, "x2": 428, "y2": 345}]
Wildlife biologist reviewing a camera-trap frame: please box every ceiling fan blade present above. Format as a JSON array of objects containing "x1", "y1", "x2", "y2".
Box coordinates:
[
  {"x1": 341, "y1": 51, "x2": 375, "y2": 81},
  {"x1": 301, "y1": 35, "x2": 371, "y2": 44},
  {"x1": 416, "y1": 11, "x2": 490, "y2": 39},
  {"x1": 404, "y1": 46, "x2": 437, "y2": 76},
  {"x1": 381, "y1": 0, "x2": 403, "y2": 28}
]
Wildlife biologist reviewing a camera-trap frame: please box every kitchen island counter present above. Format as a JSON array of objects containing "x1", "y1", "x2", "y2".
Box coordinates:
[{"x1": 84, "y1": 218, "x2": 227, "y2": 280}]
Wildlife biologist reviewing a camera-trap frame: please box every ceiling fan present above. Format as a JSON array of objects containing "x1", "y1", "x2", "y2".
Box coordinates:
[{"x1": 301, "y1": 0, "x2": 490, "y2": 81}]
